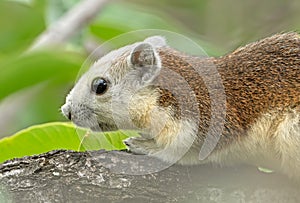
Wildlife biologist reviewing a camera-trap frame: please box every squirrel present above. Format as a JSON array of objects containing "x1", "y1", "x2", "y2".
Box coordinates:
[{"x1": 61, "y1": 32, "x2": 300, "y2": 178}]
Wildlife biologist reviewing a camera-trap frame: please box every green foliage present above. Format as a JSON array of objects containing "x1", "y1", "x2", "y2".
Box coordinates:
[
  {"x1": 0, "y1": 1, "x2": 45, "y2": 55},
  {"x1": 0, "y1": 122, "x2": 138, "y2": 163},
  {"x1": 89, "y1": 2, "x2": 180, "y2": 41},
  {"x1": 0, "y1": 51, "x2": 83, "y2": 100},
  {"x1": 89, "y1": 2, "x2": 219, "y2": 56},
  {"x1": 0, "y1": 1, "x2": 85, "y2": 134}
]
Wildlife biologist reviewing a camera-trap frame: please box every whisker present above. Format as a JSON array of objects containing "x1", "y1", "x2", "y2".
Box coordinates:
[
  {"x1": 73, "y1": 126, "x2": 80, "y2": 151},
  {"x1": 77, "y1": 128, "x2": 90, "y2": 151}
]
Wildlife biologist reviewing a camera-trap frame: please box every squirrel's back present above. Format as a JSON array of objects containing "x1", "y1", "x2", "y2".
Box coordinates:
[
  {"x1": 218, "y1": 32, "x2": 299, "y2": 131},
  {"x1": 156, "y1": 32, "x2": 299, "y2": 137}
]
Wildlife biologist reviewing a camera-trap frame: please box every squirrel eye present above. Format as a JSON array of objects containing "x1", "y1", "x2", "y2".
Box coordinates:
[{"x1": 91, "y1": 77, "x2": 108, "y2": 95}]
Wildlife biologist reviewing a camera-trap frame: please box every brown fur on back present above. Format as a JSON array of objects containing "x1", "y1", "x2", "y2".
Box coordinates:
[{"x1": 156, "y1": 32, "x2": 300, "y2": 146}]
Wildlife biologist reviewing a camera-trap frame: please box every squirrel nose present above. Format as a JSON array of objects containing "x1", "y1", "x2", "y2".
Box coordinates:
[{"x1": 61, "y1": 104, "x2": 72, "y2": 120}]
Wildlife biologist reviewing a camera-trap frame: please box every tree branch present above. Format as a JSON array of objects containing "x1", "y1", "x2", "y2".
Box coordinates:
[
  {"x1": 0, "y1": 150, "x2": 299, "y2": 202},
  {"x1": 29, "y1": 0, "x2": 108, "y2": 51}
]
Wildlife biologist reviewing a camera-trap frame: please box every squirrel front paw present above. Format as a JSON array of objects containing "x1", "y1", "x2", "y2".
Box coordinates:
[{"x1": 123, "y1": 137, "x2": 160, "y2": 155}]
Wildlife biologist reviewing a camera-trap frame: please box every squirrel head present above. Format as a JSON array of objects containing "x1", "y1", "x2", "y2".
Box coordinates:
[{"x1": 61, "y1": 36, "x2": 168, "y2": 131}]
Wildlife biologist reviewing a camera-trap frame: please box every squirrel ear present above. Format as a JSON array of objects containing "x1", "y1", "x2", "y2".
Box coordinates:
[
  {"x1": 144, "y1": 36, "x2": 166, "y2": 48},
  {"x1": 129, "y1": 43, "x2": 161, "y2": 83},
  {"x1": 130, "y1": 43, "x2": 158, "y2": 67}
]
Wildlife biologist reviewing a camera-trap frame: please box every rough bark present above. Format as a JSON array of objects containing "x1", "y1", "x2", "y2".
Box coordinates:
[{"x1": 0, "y1": 150, "x2": 299, "y2": 203}]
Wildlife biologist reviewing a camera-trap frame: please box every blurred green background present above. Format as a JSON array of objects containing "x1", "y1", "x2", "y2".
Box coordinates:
[{"x1": 0, "y1": 0, "x2": 299, "y2": 138}]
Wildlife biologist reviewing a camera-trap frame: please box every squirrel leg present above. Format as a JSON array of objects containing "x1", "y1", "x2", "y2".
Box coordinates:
[{"x1": 123, "y1": 137, "x2": 162, "y2": 155}]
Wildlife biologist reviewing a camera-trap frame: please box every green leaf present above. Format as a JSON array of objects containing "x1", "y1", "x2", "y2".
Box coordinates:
[
  {"x1": 89, "y1": 3, "x2": 220, "y2": 56},
  {"x1": 7, "y1": 83, "x2": 73, "y2": 135},
  {"x1": 0, "y1": 50, "x2": 84, "y2": 101},
  {"x1": 0, "y1": 122, "x2": 138, "y2": 164},
  {"x1": 0, "y1": 1, "x2": 45, "y2": 54},
  {"x1": 0, "y1": 49, "x2": 84, "y2": 136},
  {"x1": 89, "y1": 3, "x2": 181, "y2": 42}
]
